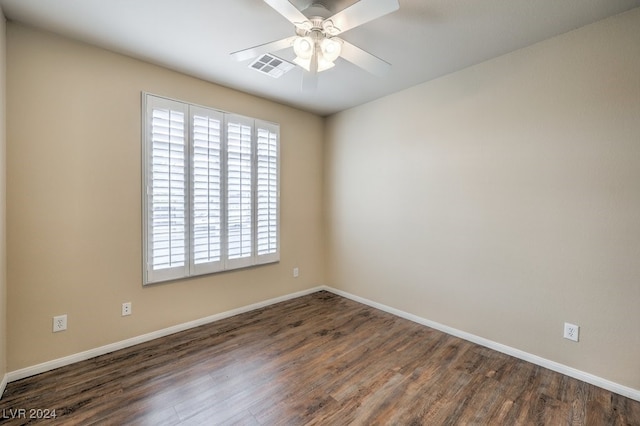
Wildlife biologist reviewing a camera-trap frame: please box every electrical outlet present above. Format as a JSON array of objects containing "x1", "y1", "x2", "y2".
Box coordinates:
[
  {"x1": 53, "y1": 315, "x2": 67, "y2": 332},
  {"x1": 564, "y1": 322, "x2": 579, "y2": 342},
  {"x1": 293, "y1": 267, "x2": 299, "y2": 278},
  {"x1": 122, "y1": 302, "x2": 132, "y2": 316}
]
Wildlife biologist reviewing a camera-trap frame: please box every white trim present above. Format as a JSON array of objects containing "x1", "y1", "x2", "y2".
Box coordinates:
[
  {"x1": 5, "y1": 285, "x2": 639, "y2": 403},
  {"x1": 324, "y1": 286, "x2": 640, "y2": 403},
  {"x1": 0, "y1": 373, "x2": 7, "y2": 399},
  {"x1": 7, "y1": 286, "x2": 324, "y2": 383}
]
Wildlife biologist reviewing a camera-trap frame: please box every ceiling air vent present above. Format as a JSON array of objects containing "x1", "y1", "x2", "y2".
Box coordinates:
[{"x1": 249, "y1": 54, "x2": 295, "y2": 78}]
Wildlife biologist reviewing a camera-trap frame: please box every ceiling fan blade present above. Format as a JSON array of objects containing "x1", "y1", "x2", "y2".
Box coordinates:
[
  {"x1": 230, "y1": 36, "x2": 297, "y2": 62},
  {"x1": 327, "y1": 0, "x2": 399, "y2": 34},
  {"x1": 302, "y1": 47, "x2": 319, "y2": 92},
  {"x1": 339, "y1": 40, "x2": 391, "y2": 77},
  {"x1": 264, "y1": 0, "x2": 311, "y2": 29}
]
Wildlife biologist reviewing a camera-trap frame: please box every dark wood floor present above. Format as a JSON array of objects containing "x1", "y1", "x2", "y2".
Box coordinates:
[{"x1": 1, "y1": 291, "x2": 639, "y2": 425}]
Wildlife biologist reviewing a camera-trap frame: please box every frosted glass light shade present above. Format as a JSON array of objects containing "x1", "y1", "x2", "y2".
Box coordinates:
[
  {"x1": 320, "y1": 38, "x2": 342, "y2": 62},
  {"x1": 293, "y1": 36, "x2": 314, "y2": 60}
]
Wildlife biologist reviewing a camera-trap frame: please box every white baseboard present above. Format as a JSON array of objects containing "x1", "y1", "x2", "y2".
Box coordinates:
[
  {"x1": 5, "y1": 284, "x2": 639, "y2": 403},
  {"x1": 0, "y1": 373, "x2": 7, "y2": 398},
  {"x1": 324, "y1": 285, "x2": 640, "y2": 403},
  {"x1": 6, "y1": 286, "x2": 324, "y2": 384}
]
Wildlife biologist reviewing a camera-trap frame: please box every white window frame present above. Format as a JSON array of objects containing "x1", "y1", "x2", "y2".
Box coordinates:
[{"x1": 142, "y1": 93, "x2": 280, "y2": 285}]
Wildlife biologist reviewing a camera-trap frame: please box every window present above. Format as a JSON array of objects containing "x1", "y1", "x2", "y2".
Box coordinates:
[{"x1": 143, "y1": 94, "x2": 279, "y2": 284}]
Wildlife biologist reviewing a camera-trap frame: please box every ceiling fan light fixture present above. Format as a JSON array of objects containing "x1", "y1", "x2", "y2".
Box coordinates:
[
  {"x1": 320, "y1": 37, "x2": 342, "y2": 62},
  {"x1": 322, "y1": 20, "x2": 340, "y2": 36},
  {"x1": 318, "y1": 54, "x2": 336, "y2": 72},
  {"x1": 293, "y1": 36, "x2": 314, "y2": 59},
  {"x1": 296, "y1": 20, "x2": 313, "y2": 31},
  {"x1": 293, "y1": 55, "x2": 335, "y2": 73},
  {"x1": 233, "y1": 0, "x2": 399, "y2": 86}
]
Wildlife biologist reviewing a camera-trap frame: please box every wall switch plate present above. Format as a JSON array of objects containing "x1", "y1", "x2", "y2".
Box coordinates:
[
  {"x1": 122, "y1": 302, "x2": 132, "y2": 316},
  {"x1": 293, "y1": 267, "x2": 299, "y2": 278},
  {"x1": 564, "y1": 322, "x2": 579, "y2": 342},
  {"x1": 53, "y1": 314, "x2": 67, "y2": 332}
]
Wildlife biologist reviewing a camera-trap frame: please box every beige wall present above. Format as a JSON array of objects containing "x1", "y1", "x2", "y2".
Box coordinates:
[
  {"x1": 0, "y1": 10, "x2": 6, "y2": 384},
  {"x1": 325, "y1": 8, "x2": 640, "y2": 390},
  {"x1": 6, "y1": 24, "x2": 325, "y2": 370}
]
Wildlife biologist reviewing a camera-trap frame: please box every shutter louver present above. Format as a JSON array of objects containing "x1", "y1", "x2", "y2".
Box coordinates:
[
  {"x1": 192, "y1": 112, "x2": 222, "y2": 271},
  {"x1": 148, "y1": 104, "x2": 187, "y2": 280},
  {"x1": 256, "y1": 125, "x2": 278, "y2": 257},
  {"x1": 227, "y1": 119, "x2": 253, "y2": 262}
]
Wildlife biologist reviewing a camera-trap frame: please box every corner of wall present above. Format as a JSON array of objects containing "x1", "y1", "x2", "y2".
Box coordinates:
[{"x1": 0, "y1": 6, "x2": 8, "y2": 398}]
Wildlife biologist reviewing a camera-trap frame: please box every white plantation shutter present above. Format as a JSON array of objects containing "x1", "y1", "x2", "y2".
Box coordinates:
[
  {"x1": 190, "y1": 107, "x2": 223, "y2": 274},
  {"x1": 144, "y1": 96, "x2": 189, "y2": 283},
  {"x1": 143, "y1": 94, "x2": 279, "y2": 284},
  {"x1": 226, "y1": 116, "x2": 254, "y2": 268},
  {"x1": 256, "y1": 121, "x2": 279, "y2": 263}
]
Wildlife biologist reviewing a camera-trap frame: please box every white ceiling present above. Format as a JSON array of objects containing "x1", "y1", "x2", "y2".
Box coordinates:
[{"x1": 1, "y1": 0, "x2": 639, "y2": 116}]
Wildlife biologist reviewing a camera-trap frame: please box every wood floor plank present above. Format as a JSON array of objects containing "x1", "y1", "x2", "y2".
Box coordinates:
[{"x1": 1, "y1": 291, "x2": 639, "y2": 425}]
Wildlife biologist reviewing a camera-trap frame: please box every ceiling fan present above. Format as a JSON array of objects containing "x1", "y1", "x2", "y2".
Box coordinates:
[{"x1": 231, "y1": 0, "x2": 399, "y2": 90}]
